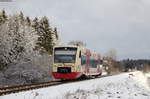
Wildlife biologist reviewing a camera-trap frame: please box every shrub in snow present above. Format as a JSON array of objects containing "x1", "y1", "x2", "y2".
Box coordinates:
[{"x1": 3, "y1": 62, "x2": 52, "y2": 86}]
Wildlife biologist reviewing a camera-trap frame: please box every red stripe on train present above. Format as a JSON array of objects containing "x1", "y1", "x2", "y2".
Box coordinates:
[{"x1": 52, "y1": 72, "x2": 82, "y2": 79}]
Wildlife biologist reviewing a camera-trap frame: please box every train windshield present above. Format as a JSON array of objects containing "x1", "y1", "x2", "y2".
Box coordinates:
[{"x1": 54, "y1": 47, "x2": 77, "y2": 63}]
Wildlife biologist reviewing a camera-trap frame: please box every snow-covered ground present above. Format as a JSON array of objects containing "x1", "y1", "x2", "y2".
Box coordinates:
[{"x1": 0, "y1": 71, "x2": 150, "y2": 99}]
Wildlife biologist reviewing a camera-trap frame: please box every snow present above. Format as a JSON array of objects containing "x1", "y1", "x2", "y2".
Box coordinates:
[
  {"x1": 0, "y1": 71, "x2": 150, "y2": 99},
  {"x1": 145, "y1": 73, "x2": 150, "y2": 78}
]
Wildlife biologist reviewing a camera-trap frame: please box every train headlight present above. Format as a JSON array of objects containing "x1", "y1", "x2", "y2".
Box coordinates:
[
  {"x1": 53, "y1": 66, "x2": 57, "y2": 72},
  {"x1": 71, "y1": 67, "x2": 74, "y2": 72}
]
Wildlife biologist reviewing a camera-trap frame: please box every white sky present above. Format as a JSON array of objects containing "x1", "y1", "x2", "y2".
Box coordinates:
[{"x1": 0, "y1": 0, "x2": 150, "y2": 59}]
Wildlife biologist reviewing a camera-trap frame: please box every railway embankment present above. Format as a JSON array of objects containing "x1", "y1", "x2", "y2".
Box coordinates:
[{"x1": 0, "y1": 71, "x2": 150, "y2": 99}]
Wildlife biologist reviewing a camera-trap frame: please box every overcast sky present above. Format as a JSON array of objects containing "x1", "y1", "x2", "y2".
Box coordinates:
[{"x1": 0, "y1": 0, "x2": 150, "y2": 60}]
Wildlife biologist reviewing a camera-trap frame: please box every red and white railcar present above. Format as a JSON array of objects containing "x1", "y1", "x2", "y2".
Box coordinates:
[{"x1": 52, "y1": 45, "x2": 103, "y2": 80}]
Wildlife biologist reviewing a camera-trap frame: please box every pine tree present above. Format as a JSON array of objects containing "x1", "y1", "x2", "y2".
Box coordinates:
[
  {"x1": 26, "y1": 16, "x2": 31, "y2": 26},
  {"x1": 54, "y1": 27, "x2": 59, "y2": 40},
  {"x1": 36, "y1": 16, "x2": 53, "y2": 54},
  {"x1": 2, "y1": 10, "x2": 7, "y2": 20},
  {"x1": 19, "y1": 11, "x2": 24, "y2": 24},
  {"x1": 9, "y1": 15, "x2": 25, "y2": 62},
  {"x1": 0, "y1": 10, "x2": 7, "y2": 25},
  {"x1": 32, "y1": 17, "x2": 39, "y2": 33}
]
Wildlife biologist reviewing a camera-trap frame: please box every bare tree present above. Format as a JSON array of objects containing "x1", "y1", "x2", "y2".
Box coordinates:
[
  {"x1": 104, "y1": 49, "x2": 120, "y2": 74},
  {"x1": 105, "y1": 48, "x2": 117, "y2": 60},
  {"x1": 143, "y1": 63, "x2": 150, "y2": 73},
  {"x1": 68, "y1": 41, "x2": 86, "y2": 46}
]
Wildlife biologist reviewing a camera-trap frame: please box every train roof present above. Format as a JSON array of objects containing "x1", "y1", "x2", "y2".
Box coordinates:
[{"x1": 54, "y1": 45, "x2": 79, "y2": 48}]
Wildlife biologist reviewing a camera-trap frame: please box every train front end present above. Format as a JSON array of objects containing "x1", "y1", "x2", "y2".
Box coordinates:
[{"x1": 52, "y1": 46, "x2": 82, "y2": 80}]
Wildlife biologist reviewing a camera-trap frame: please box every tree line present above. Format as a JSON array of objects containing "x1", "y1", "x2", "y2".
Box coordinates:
[
  {"x1": 120, "y1": 59, "x2": 150, "y2": 72},
  {"x1": 103, "y1": 49, "x2": 150, "y2": 74},
  {"x1": 103, "y1": 58, "x2": 150, "y2": 74},
  {"x1": 0, "y1": 10, "x2": 59, "y2": 70}
]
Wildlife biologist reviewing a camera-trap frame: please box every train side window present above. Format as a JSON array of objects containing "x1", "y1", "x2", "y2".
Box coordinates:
[
  {"x1": 81, "y1": 55, "x2": 86, "y2": 65},
  {"x1": 90, "y1": 58, "x2": 97, "y2": 68}
]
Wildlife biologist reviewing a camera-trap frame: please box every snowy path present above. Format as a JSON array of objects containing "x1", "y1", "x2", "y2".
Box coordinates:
[{"x1": 0, "y1": 71, "x2": 150, "y2": 99}]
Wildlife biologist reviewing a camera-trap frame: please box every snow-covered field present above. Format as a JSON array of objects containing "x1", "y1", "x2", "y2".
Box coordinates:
[{"x1": 0, "y1": 71, "x2": 150, "y2": 99}]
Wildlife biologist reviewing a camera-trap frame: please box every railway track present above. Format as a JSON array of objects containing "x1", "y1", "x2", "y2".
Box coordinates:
[
  {"x1": 0, "y1": 81, "x2": 62, "y2": 96},
  {"x1": 0, "y1": 73, "x2": 119, "y2": 96}
]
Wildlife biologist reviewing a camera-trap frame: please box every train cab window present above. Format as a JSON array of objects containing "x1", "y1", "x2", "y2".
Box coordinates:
[{"x1": 54, "y1": 47, "x2": 77, "y2": 63}]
